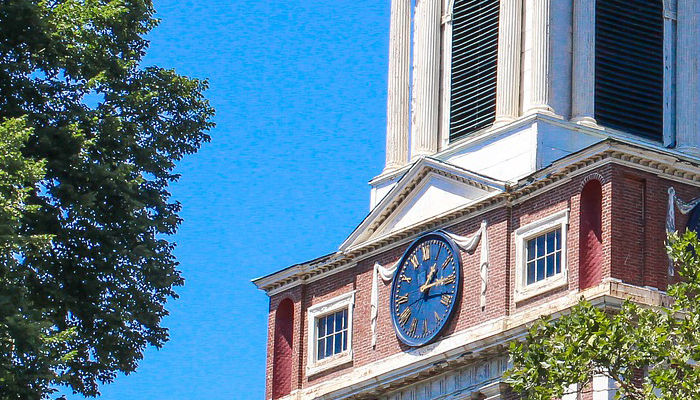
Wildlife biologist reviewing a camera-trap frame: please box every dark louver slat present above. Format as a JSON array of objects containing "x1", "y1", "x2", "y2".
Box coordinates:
[
  {"x1": 449, "y1": 0, "x2": 499, "y2": 142},
  {"x1": 595, "y1": 0, "x2": 663, "y2": 141}
]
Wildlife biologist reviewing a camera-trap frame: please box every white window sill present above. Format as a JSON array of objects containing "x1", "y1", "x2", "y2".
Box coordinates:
[
  {"x1": 514, "y1": 272, "x2": 568, "y2": 303},
  {"x1": 306, "y1": 350, "x2": 353, "y2": 376}
]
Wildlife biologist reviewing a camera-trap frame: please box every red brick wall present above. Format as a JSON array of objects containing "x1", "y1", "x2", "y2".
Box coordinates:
[
  {"x1": 266, "y1": 287, "x2": 303, "y2": 399},
  {"x1": 272, "y1": 299, "x2": 294, "y2": 398},
  {"x1": 609, "y1": 165, "x2": 700, "y2": 290},
  {"x1": 264, "y1": 162, "x2": 700, "y2": 397},
  {"x1": 579, "y1": 179, "x2": 604, "y2": 289}
]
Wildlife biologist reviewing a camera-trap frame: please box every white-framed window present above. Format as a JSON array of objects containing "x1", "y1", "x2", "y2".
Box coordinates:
[
  {"x1": 306, "y1": 291, "x2": 355, "y2": 375},
  {"x1": 514, "y1": 209, "x2": 569, "y2": 302}
]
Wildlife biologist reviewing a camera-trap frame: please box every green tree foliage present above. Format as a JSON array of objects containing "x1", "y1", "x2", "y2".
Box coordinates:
[
  {"x1": 0, "y1": 117, "x2": 78, "y2": 400},
  {"x1": 0, "y1": 0, "x2": 214, "y2": 397},
  {"x1": 506, "y1": 230, "x2": 700, "y2": 399}
]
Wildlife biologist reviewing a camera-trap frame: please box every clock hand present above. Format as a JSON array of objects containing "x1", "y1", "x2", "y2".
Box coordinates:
[
  {"x1": 419, "y1": 265, "x2": 437, "y2": 293},
  {"x1": 420, "y1": 275, "x2": 455, "y2": 291}
]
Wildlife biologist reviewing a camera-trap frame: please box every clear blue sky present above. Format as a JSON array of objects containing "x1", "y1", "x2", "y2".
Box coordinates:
[{"x1": 65, "y1": 0, "x2": 389, "y2": 398}]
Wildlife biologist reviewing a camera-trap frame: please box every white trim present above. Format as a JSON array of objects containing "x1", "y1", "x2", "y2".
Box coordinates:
[
  {"x1": 306, "y1": 291, "x2": 356, "y2": 376},
  {"x1": 514, "y1": 209, "x2": 570, "y2": 302}
]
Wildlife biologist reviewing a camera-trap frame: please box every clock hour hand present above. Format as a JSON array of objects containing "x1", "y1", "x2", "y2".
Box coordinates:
[{"x1": 419, "y1": 265, "x2": 437, "y2": 293}]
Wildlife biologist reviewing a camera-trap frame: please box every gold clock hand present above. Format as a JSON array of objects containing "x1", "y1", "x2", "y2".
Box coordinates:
[
  {"x1": 420, "y1": 275, "x2": 456, "y2": 291},
  {"x1": 419, "y1": 265, "x2": 437, "y2": 293}
]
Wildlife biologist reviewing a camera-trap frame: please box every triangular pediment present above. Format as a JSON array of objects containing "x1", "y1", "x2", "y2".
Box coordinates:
[{"x1": 340, "y1": 157, "x2": 505, "y2": 251}]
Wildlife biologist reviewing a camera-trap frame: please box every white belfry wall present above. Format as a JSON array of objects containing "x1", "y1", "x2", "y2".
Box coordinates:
[{"x1": 376, "y1": 0, "x2": 700, "y2": 205}]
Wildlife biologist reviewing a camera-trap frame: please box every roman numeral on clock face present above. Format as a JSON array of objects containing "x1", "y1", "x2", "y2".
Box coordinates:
[
  {"x1": 410, "y1": 254, "x2": 419, "y2": 269},
  {"x1": 421, "y1": 244, "x2": 430, "y2": 261},
  {"x1": 441, "y1": 255, "x2": 453, "y2": 270},
  {"x1": 399, "y1": 307, "x2": 412, "y2": 326},
  {"x1": 400, "y1": 275, "x2": 412, "y2": 283},
  {"x1": 396, "y1": 294, "x2": 409, "y2": 304},
  {"x1": 441, "y1": 294, "x2": 453, "y2": 306},
  {"x1": 408, "y1": 318, "x2": 418, "y2": 336}
]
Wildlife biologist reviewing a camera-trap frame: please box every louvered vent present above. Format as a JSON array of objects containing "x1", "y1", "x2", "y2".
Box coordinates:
[
  {"x1": 595, "y1": 0, "x2": 664, "y2": 141},
  {"x1": 449, "y1": 0, "x2": 500, "y2": 142}
]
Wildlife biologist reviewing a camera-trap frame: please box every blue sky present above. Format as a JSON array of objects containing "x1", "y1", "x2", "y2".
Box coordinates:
[{"x1": 65, "y1": 0, "x2": 390, "y2": 398}]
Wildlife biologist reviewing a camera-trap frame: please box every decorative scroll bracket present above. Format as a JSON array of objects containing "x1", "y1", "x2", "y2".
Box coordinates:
[{"x1": 667, "y1": 187, "x2": 700, "y2": 276}]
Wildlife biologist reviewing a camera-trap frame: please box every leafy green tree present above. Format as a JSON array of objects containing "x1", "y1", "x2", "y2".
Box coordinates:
[
  {"x1": 506, "y1": 230, "x2": 700, "y2": 399},
  {"x1": 0, "y1": 0, "x2": 214, "y2": 397},
  {"x1": 0, "y1": 117, "x2": 77, "y2": 400}
]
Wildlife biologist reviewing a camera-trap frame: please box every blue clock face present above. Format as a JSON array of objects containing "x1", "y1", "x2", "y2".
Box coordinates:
[{"x1": 390, "y1": 231, "x2": 462, "y2": 347}]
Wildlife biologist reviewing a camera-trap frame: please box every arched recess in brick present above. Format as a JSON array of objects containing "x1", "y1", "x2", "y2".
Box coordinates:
[
  {"x1": 272, "y1": 298, "x2": 294, "y2": 399},
  {"x1": 579, "y1": 179, "x2": 603, "y2": 290}
]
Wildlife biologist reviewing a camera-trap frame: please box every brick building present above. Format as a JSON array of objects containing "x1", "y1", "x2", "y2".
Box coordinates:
[{"x1": 253, "y1": 0, "x2": 700, "y2": 398}]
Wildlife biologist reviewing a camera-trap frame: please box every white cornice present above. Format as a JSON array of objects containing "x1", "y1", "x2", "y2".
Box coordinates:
[{"x1": 252, "y1": 139, "x2": 700, "y2": 295}]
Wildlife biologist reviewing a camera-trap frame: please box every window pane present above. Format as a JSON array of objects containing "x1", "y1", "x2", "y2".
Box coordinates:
[
  {"x1": 555, "y1": 229, "x2": 561, "y2": 250},
  {"x1": 325, "y1": 337, "x2": 333, "y2": 358},
  {"x1": 317, "y1": 338, "x2": 325, "y2": 360},
  {"x1": 546, "y1": 255, "x2": 555, "y2": 277},
  {"x1": 334, "y1": 333, "x2": 343, "y2": 354},
  {"x1": 556, "y1": 251, "x2": 561, "y2": 274},
  {"x1": 527, "y1": 239, "x2": 536, "y2": 261},
  {"x1": 342, "y1": 330, "x2": 347, "y2": 351},
  {"x1": 546, "y1": 231, "x2": 556, "y2": 254},
  {"x1": 326, "y1": 315, "x2": 334, "y2": 335},
  {"x1": 536, "y1": 235, "x2": 545, "y2": 257},
  {"x1": 318, "y1": 316, "x2": 325, "y2": 337},
  {"x1": 336, "y1": 311, "x2": 344, "y2": 332},
  {"x1": 342, "y1": 309, "x2": 347, "y2": 329},
  {"x1": 537, "y1": 258, "x2": 545, "y2": 281},
  {"x1": 527, "y1": 261, "x2": 535, "y2": 285}
]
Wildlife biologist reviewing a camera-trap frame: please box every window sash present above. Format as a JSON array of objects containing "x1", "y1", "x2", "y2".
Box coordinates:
[
  {"x1": 316, "y1": 309, "x2": 348, "y2": 361},
  {"x1": 526, "y1": 228, "x2": 562, "y2": 285}
]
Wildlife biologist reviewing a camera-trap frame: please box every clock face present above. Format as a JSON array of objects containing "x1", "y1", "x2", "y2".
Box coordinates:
[{"x1": 390, "y1": 231, "x2": 462, "y2": 347}]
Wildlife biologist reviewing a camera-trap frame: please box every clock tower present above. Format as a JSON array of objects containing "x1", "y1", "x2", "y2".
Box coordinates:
[{"x1": 254, "y1": 0, "x2": 700, "y2": 398}]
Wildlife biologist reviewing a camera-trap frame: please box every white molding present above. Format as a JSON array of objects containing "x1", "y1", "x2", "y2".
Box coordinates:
[
  {"x1": 514, "y1": 209, "x2": 570, "y2": 302},
  {"x1": 306, "y1": 291, "x2": 356, "y2": 376}
]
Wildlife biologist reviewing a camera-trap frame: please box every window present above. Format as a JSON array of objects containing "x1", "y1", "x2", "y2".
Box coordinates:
[
  {"x1": 525, "y1": 228, "x2": 562, "y2": 285},
  {"x1": 449, "y1": 0, "x2": 500, "y2": 141},
  {"x1": 316, "y1": 310, "x2": 347, "y2": 361},
  {"x1": 515, "y1": 209, "x2": 569, "y2": 302},
  {"x1": 306, "y1": 291, "x2": 355, "y2": 375}
]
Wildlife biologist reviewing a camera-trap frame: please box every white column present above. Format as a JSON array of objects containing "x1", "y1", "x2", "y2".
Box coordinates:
[
  {"x1": 411, "y1": 0, "x2": 441, "y2": 160},
  {"x1": 527, "y1": 0, "x2": 554, "y2": 115},
  {"x1": 592, "y1": 374, "x2": 616, "y2": 400},
  {"x1": 439, "y1": 0, "x2": 455, "y2": 150},
  {"x1": 676, "y1": 0, "x2": 700, "y2": 155},
  {"x1": 384, "y1": 0, "x2": 411, "y2": 172},
  {"x1": 494, "y1": 0, "x2": 523, "y2": 125},
  {"x1": 571, "y1": 0, "x2": 597, "y2": 126},
  {"x1": 663, "y1": 2, "x2": 677, "y2": 147}
]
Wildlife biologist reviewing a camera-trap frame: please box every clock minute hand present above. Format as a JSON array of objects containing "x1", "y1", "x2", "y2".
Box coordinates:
[
  {"x1": 419, "y1": 265, "x2": 437, "y2": 293},
  {"x1": 420, "y1": 276, "x2": 452, "y2": 291}
]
